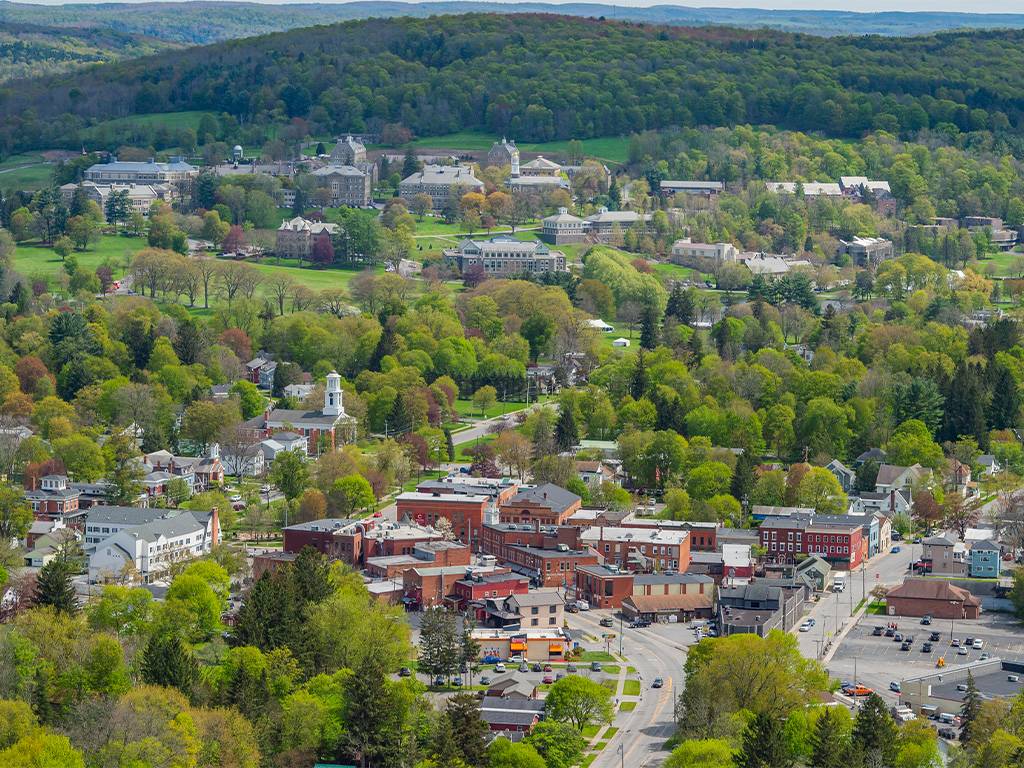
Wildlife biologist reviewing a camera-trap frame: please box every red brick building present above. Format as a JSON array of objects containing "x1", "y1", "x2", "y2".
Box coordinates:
[
  {"x1": 480, "y1": 522, "x2": 583, "y2": 561},
  {"x1": 364, "y1": 541, "x2": 471, "y2": 579},
  {"x1": 759, "y1": 515, "x2": 866, "y2": 570},
  {"x1": 503, "y1": 545, "x2": 600, "y2": 588},
  {"x1": 404, "y1": 565, "x2": 512, "y2": 608},
  {"x1": 25, "y1": 475, "x2": 82, "y2": 522},
  {"x1": 283, "y1": 518, "x2": 449, "y2": 568},
  {"x1": 575, "y1": 565, "x2": 634, "y2": 610},
  {"x1": 885, "y1": 579, "x2": 982, "y2": 619},
  {"x1": 452, "y1": 572, "x2": 530, "y2": 613},
  {"x1": 579, "y1": 526, "x2": 692, "y2": 573},
  {"x1": 396, "y1": 492, "x2": 490, "y2": 551},
  {"x1": 499, "y1": 484, "x2": 582, "y2": 527}
]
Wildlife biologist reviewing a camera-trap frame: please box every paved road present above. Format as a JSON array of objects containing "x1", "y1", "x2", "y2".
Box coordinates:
[
  {"x1": 451, "y1": 401, "x2": 554, "y2": 446},
  {"x1": 570, "y1": 611, "x2": 691, "y2": 768},
  {"x1": 795, "y1": 544, "x2": 915, "y2": 660}
]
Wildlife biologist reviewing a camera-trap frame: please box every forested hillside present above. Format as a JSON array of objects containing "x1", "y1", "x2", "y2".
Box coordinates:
[
  {"x1": 4, "y1": 14, "x2": 1024, "y2": 158},
  {"x1": 5, "y1": 1, "x2": 1024, "y2": 43},
  {"x1": 0, "y1": 22, "x2": 174, "y2": 83}
]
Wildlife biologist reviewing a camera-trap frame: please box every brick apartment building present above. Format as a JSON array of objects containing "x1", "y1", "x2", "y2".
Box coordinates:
[
  {"x1": 480, "y1": 522, "x2": 583, "y2": 560},
  {"x1": 396, "y1": 492, "x2": 490, "y2": 551},
  {"x1": 504, "y1": 545, "x2": 600, "y2": 589},
  {"x1": 759, "y1": 515, "x2": 867, "y2": 570},
  {"x1": 404, "y1": 565, "x2": 509, "y2": 608},
  {"x1": 453, "y1": 572, "x2": 531, "y2": 614},
  {"x1": 499, "y1": 484, "x2": 582, "y2": 527},
  {"x1": 579, "y1": 526, "x2": 692, "y2": 573}
]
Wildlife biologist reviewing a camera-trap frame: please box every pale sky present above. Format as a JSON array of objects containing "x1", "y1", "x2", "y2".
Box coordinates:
[{"x1": 19, "y1": 0, "x2": 1024, "y2": 11}]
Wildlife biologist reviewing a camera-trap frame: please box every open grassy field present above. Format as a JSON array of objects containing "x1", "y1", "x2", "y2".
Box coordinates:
[
  {"x1": 13, "y1": 234, "x2": 144, "y2": 281},
  {"x1": 0, "y1": 153, "x2": 54, "y2": 192},
  {"x1": 82, "y1": 110, "x2": 209, "y2": 136},
  {"x1": 247, "y1": 259, "x2": 380, "y2": 293}
]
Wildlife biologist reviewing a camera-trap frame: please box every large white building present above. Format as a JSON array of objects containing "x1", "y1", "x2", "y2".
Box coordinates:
[
  {"x1": 443, "y1": 237, "x2": 567, "y2": 276},
  {"x1": 59, "y1": 181, "x2": 174, "y2": 218},
  {"x1": 83, "y1": 158, "x2": 198, "y2": 185},
  {"x1": 86, "y1": 506, "x2": 219, "y2": 584}
]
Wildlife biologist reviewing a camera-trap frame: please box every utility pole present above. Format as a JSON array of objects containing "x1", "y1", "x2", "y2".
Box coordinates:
[{"x1": 619, "y1": 613, "x2": 623, "y2": 657}]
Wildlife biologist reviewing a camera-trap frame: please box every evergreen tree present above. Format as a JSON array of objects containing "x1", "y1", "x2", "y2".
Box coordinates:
[
  {"x1": 640, "y1": 303, "x2": 660, "y2": 350},
  {"x1": 730, "y1": 448, "x2": 758, "y2": 507},
  {"x1": 194, "y1": 171, "x2": 218, "y2": 210},
  {"x1": 987, "y1": 362, "x2": 1019, "y2": 430},
  {"x1": 141, "y1": 633, "x2": 198, "y2": 694},
  {"x1": 809, "y1": 706, "x2": 850, "y2": 768},
  {"x1": 388, "y1": 393, "x2": 412, "y2": 437},
  {"x1": 31, "y1": 667, "x2": 53, "y2": 725},
  {"x1": 446, "y1": 693, "x2": 490, "y2": 766},
  {"x1": 959, "y1": 670, "x2": 982, "y2": 745},
  {"x1": 419, "y1": 608, "x2": 460, "y2": 681},
  {"x1": 291, "y1": 185, "x2": 308, "y2": 216},
  {"x1": 227, "y1": 664, "x2": 272, "y2": 722},
  {"x1": 35, "y1": 556, "x2": 77, "y2": 614},
  {"x1": 293, "y1": 546, "x2": 332, "y2": 608},
  {"x1": 445, "y1": 428, "x2": 456, "y2": 462},
  {"x1": 734, "y1": 712, "x2": 793, "y2": 768},
  {"x1": 343, "y1": 654, "x2": 406, "y2": 768},
  {"x1": 554, "y1": 406, "x2": 579, "y2": 451},
  {"x1": 666, "y1": 283, "x2": 695, "y2": 325},
  {"x1": 852, "y1": 693, "x2": 898, "y2": 766},
  {"x1": 630, "y1": 349, "x2": 649, "y2": 400},
  {"x1": 941, "y1": 363, "x2": 990, "y2": 448},
  {"x1": 402, "y1": 149, "x2": 420, "y2": 179},
  {"x1": 173, "y1": 318, "x2": 204, "y2": 365},
  {"x1": 233, "y1": 570, "x2": 300, "y2": 652},
  {"x1": 607, "y1": 176, "x2": 621, "y2": 209},
  {"x1": 431, "y1": 709, "x2": 464, "y2": 767}
]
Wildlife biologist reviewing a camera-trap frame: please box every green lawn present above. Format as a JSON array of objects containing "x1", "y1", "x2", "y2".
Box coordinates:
[
  {"x1": 603, "y1": 727, "x2": 618, "y2": 739},
  {"x1": 601, "y1": 665, "x2": 620, "y2": 675},
  {"x1": 0, "y1": 153, "x2": 54, "y2": 192},
  {"x1": 580, "y1": 651, "x2": 617, "y2": 662},
  {"x1": 246, "y1": 259, "x2": 380, "y2": 293},
  {"x1": 595, "y1": 741, "x2": 609, "y2": 750},
  {"x1": 14, "y1": 233, "x2": 145, "y2": 282},
  {"x1": 977, "y1": 249, "x2": 1024, "y2": 277},
  {"x1": 82, "y1": 110, "x2": 209, "y2": 136},
  {"x1": 581, "y1": 724, "x2": 601, "y2": 739},
  {"x1": 453, "y1": 395, "x2": 548, "y2": 420},
  {"x1": 622, "y1": 680, "x2": 641, "y2": 696},
  {"x1": 453, "y1": 433, "x2": 497, "y2": 462},
  {"x1": 619, "y1": 701, "x2": 637, "y2": 712}
]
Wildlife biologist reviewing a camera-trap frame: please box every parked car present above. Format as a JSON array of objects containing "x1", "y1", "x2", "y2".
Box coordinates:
[
  {"x1": 518, "y1": 662, "x2": 530, "y2": 672},
  {"x1": 972, "y1": 639, "x2": 984, "y2": 650},
  {"x1": 630, "y1": 619, "x2": 651, "y2": 628},
  {"x1": 894, "y1": 633, "x2": 903, "y2": 642},
  {"x1": 938, "y1": 728, "x2": 957, "y2": 740},
  {"x1": 951, "y1": 639, "x2": 961, "y2": 647},
  {"x1": 920, "y1": 615, "x2": 932, "y2": 625},
  {"x1": 900, "y1": 641, "x2": 911, "y2": 651},
  {"x1": 652, "y1": 677, "x2": 664, "y2": 688},
  {"x1": 890, "y1": 682, "x2": 902, "y2": 692},
  {"x1": 980, "y1": 653, "x2": 990, "y2": 661},
  {"x1": 872, "y1": 626, "x2": 884, "y2": 636},
  {"x1": 590, "y1": 661, "x2": 603, "y2": 672},
  {"x1": 531, "y1": 663, "x2": 542, "y2": 672},
  {"x1": 599, "y1": 617, "x2": 614, "y2": 627},
  {"x1": 510, "y1": 654, "x2": 524, "y2": 663},
  {"x1": 566, "y1": 603, "x2": 579, "y2": 614},
  {"x1": 576, "y1": 600, "x2": 590, "y2": 611},
  {"x1": 452, "y1": 677, "x2": 463, "y2": 686},
  {"x1": 799, "y1": 621, "x2": 812, "y2": 632},
  {"x1": 482, "y1": 655, "x2": 501, "y2": 664},
  {"x1": 957, "y1": 646, "x2": 969, "y2": 655},
  {"x1": 433, "y1": 676, "x2": 445, "y2": 686},
  {"x1": 922, "y1": 642, "x2": 933, "y2": 652},
  {"x1": 399, "y1": 667, "x2": 412, "y2": 677},
  {"x1": 965, "y1": 637, "x2": 975, "y2": 646},
  {"x1": 542, "y1": 674, "x2": 554, "y2": 684},
  {"x1": 480, "y1": 675, "x2": 492, "y2": 685},
  {"x1": 842, "y1": 684, "x2": 874, "y2": 696},
  {"x1": 494, "y1": 663, "x2": 506, "y2": 673},
  {"x1": 566, "y1": 664, "x2": 577, "y2": 673},
  {"x1": 930, "y1": 632, "x2": 941, "y2": 642},
  {"x1": 885, "y1": 628, "x2": 896, "y2": 637},
  {"x1": 806, "y1": 618, "x2": 816, "y2": 626},
  {"x1": 543, "y1": 664, "x2": 552, "y2": 672},
  {"x1": 892, "y1": 546, "x2": 901, "y2": 553}
]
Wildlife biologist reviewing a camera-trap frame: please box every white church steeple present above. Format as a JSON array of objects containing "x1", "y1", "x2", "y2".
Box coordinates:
[{"x1": 323, "y1": 371, "x2": 345, "y2": 416}]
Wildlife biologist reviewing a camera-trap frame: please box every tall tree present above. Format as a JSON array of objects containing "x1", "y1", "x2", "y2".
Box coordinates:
[
  {"x1": 809, "y1": 706, "x2": 851, "y2": 768},
  {"x1": 640, "y1": 303, "x2": 660, "y2": 349},
  {"x1": 554, "y1": 406, "x2": 579, "y2": 451},
  {"x1": 102, "y1": 432, "x2": 144, "y2": 506},
  {"x1": 734, "y1": 712, "x2": 792, "y2": 768},
  {"x1": 630, "y1": 349, "x2": 649, "y2": 400},
  {"x1": 342, "y1": 654, "x2": 407, "y2": 768},
  {"x1": 852, "y1": 693, "x2": 898, "y2": 766},
  {"x1": 959, "y1": 670, "x2": 982, "y2": 745},
  {"x1": 141, "y1": 633, "x2": 198, "y2": 694},
  {"x1": 446, "y1": 693, "x2": 490, "y2": 766},
  {"x1": 35, "y1": 556, "x2": 77, "y2": 614}
]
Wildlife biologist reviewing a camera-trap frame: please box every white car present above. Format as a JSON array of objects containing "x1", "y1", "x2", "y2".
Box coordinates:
[
  {"x1": 957, "y1": 646, "x2": 969, "y2": 655},
  {"x1": 799, "y1": 622, "x2": 812, "y2": 632},
  {"x1": 230, "y1": 494, "x2": 242, "y2": 502},
  {"x1": 494, "y1": 663, "x2": 506, "y2": 673},
  {"x1": 972, "y1": 639, "x2": 984, "y2": 650}
]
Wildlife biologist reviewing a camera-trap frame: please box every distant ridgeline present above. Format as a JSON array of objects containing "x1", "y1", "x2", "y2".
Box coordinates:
[{"x1": 3, "y1": 13, "x2": 1024, "y2": 156}]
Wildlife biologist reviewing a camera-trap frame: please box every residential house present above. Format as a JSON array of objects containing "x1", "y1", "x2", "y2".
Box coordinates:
[
  {"x1": 245, "y1": 354, "x2": 278, "y2": 388},
  {"x1": 855, "y1": 448, "x2": 887, "y2": 467},
  {"x1": 826, "y1": 459, "x2": 856, "y2": 493},
  {"x1": 977, "y1": 455, "x2": 1001, "y2": 476},
  {"x1": 24, "y1": 526, "x2": 81, "y2": 568},
  {"x1": 851, "y1": 490, "x2": 911, "y2": 517},
  {"x1": 921, "y1": 533, "x2": 967, "y2": 576},
  {"x1": 88, "y1": 511, "x2": 217, "y2": 584},
  {"x1": 875, "y1": 463, "x2": 926, "y2": 496},
  {"x1": 25, "y1": 475, "x2": 82, "y2": 523},
  {"x1": 946, "y1": 458, "x2": 974, "y2": 497},
  {"x1": 243, "y1": 371, "x2": 357, "y2": 455},
  {"x1": 968, "y1": 540, "x2": 1001, "y2": 578},
  {"x1": 479, "y1": 697, "x2": 544, "y2": 734},
  {"x1": 575, "y1": 461, "x2": 619, "y2": 488}
]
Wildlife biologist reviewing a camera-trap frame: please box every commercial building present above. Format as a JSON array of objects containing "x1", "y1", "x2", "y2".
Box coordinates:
[
  {"x1": 443, "y1": 237, "x2": 567, "y2": 277},
  {"x1": 884, "y1": 578, "x2": 982, "y2": 619},
  {"x1": 900, "y1": 658, "x2": 1024, "y2": 717},
  {"x1": 403, "y1": 563, "x2": 505, "y2": 608},
  {"x1": 758, "y1": 514, "x2": 867, "y2": 570},
  {"x1": 579, "y1": 526, "x2": 691, "y2": 573},
  {"x1": 395, "y1": 492, "x2": 491, "y2": 551},
  {"x1": 502, "y1": 544, "x2": 600, "y2": 589},
  {"x1": 479, "y1": 522, "x2": 583, "y2": 566},
  {"x1": 471, "y1": 627, "x2": 571, "y2": 662},
  {"x1": 498, "y1": 484, "x2": 582, "y2": 527},
  {"x1": 717, "y1": 582, "x2": 807, "y2": 636},
  {"x1": 399, "y1": 164, "x2": 484, "y2": 207},
  {"x1": 575, "y1": 565, "x2": 713, "y2": 613},
  {"x1": 454, "y1": 572, "x2": 530, "y2": 614}
]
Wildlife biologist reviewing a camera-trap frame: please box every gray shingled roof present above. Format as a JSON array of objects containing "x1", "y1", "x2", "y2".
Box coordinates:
[{"x1": 508, "y1": 483, "x2": 580, "y2": 514}]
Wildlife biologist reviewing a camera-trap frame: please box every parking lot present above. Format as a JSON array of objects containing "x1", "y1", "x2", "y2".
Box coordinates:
[{"x1": 828, "y1": 611, "x2": 1024, "y2": 702}]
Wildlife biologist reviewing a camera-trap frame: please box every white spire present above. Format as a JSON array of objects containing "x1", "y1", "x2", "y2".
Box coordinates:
[{"x1": 323, "y1": 371, "x2": 345, "y2": 416}]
